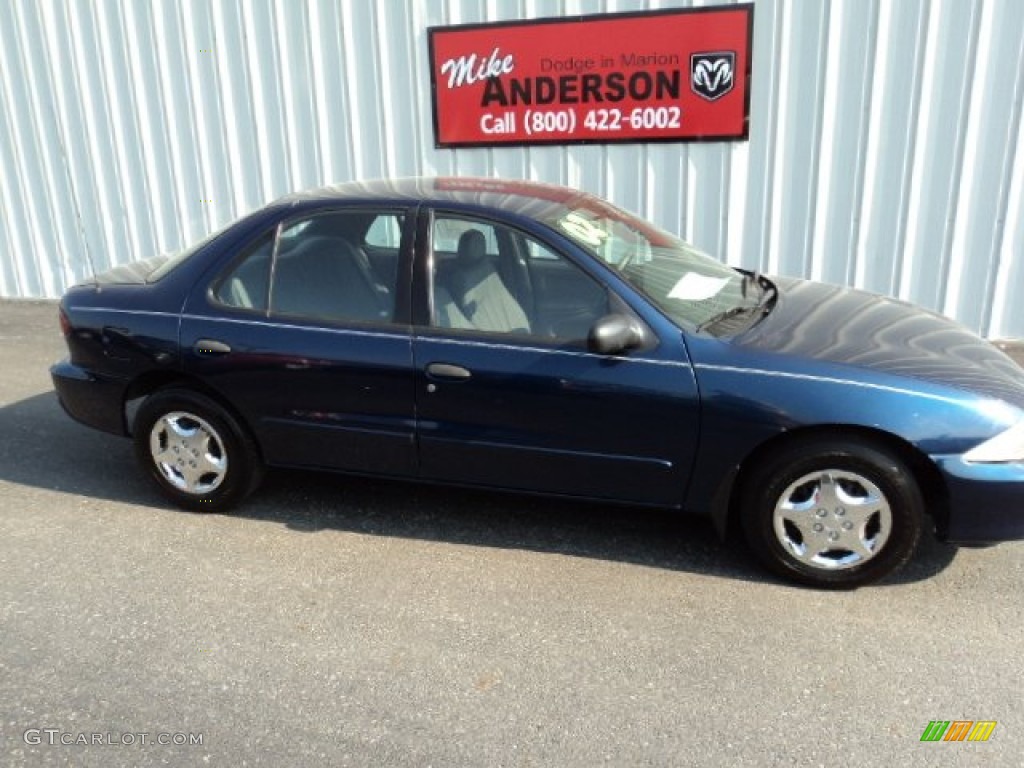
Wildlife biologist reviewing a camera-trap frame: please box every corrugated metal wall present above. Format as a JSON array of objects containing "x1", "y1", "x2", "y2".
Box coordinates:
[{"x1": 0, "y1": 0, "x2": 1021, "y2": 337}]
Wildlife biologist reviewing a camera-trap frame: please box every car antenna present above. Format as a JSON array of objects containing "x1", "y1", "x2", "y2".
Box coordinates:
[{"x1": 54, "y1": 125, "x2": 100, "y2": 287}]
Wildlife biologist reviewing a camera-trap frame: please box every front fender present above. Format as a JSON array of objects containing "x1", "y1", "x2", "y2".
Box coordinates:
[{"x1": 684, "y1": 351, "x2": 1022, "y2": 525}]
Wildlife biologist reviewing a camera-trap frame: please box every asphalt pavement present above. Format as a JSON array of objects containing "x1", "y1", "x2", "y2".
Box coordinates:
[{"x1": 1, "y1": 299, "x2": 1022, "y2": 767}]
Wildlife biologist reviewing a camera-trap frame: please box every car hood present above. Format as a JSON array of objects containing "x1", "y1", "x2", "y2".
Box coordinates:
[{"x1": 732, "y1": 277, "x2": 1024, "y2": 408}]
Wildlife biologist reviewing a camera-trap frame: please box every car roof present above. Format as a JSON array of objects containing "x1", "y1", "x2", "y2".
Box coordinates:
[{"x1": 276, "y1": 176, "x2": 595, "y2": 214}]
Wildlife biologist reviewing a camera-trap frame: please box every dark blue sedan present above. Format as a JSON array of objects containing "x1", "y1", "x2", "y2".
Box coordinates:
[{"x1": 51, "y1": 178, "x2": 1024, "y2": 587}]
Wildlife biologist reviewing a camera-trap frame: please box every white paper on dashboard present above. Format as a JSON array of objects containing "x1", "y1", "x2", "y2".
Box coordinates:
[{"x1": 667, "y1": 272, "x2": 730, "y2": 301}]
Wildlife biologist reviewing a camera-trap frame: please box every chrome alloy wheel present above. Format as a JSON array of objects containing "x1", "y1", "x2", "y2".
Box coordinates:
[
  {"x1": 149, "y1": 411, "x2": 228, "y2": 495},
  {"x1": 772, "y1": 469, "x2": 892, "y2": 570}
]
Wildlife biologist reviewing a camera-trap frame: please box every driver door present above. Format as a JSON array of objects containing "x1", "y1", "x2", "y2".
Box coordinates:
[{"x1": 412, "y1": 210, "x2": 700, "y2": 505}]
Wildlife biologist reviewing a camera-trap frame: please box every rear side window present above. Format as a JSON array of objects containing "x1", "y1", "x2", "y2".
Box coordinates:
[
  {"x1": 211, "y1": 234, "x2": 273, "y2": 311},
  {"x1": 211, "y1": 210, "x2": 405, "y2": 324}
]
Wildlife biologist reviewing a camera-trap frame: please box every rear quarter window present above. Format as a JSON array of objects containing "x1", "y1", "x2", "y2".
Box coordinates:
[{"x1": 210, "y1": 234, "x2": 274, "y2": 311}]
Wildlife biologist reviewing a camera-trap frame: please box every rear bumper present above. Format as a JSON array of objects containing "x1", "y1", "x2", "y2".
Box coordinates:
[
  {"x1": 50, "y1": 360, "x2": 128, "y2": 436},
  {"x1": 933, "y1": 455, "x2": 1024, "y2": 543}
]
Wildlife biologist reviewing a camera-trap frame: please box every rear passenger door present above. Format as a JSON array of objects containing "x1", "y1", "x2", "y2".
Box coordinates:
[{"x1": 181, "y1": 206, "x2": 419, "y2": 477}]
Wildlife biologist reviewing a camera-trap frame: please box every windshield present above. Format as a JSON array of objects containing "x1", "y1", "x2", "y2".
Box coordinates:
[{"x1": 544, "y1": 198, "x2": 767, "y2": 333}]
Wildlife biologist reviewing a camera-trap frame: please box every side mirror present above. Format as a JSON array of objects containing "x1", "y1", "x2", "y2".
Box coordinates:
[{"x1": 588, "y1": 313, "x2": 644, "y2": 355}]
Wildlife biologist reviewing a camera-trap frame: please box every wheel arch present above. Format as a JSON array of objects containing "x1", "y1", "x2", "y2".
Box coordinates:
[
  {"x1": 714, "y1": 425, "x2": 949, "y2": 541},
  {"x1": 123, "y1": 372, "x2": 264, "y2": 463}
]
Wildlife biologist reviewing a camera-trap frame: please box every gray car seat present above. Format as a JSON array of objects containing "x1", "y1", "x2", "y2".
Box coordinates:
[
  {"x1": 272, "y1": 236, "x2": 389, "y2": 322},
  {"x1": 444, "y1": 229, "x2": 530, "y2": 334}
]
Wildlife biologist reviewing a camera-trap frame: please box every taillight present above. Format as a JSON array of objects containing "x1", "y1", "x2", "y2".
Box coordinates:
[{"x1": 58, "y1": 306, "x2": 71, "y2": 338}]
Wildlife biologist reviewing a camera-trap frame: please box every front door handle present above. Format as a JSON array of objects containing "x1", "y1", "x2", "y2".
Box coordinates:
[
  {"x1": 194, "y1": 338, "x2": 232, "y2": 356},
  {"x1": 426, "y1": 362, "x2": 472, "y2": 380}
]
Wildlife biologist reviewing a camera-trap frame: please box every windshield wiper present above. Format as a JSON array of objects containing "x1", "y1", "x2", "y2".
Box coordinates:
[
  {"x1": 695, "y1": 305, "x2": 757, "y2": 334},
  {"x1": 697, "y1": 274, "x2": 776, "y2": 334}
]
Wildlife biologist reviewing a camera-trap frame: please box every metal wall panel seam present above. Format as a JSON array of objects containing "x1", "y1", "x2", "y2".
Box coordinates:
[
  {"x1": 301, "y1": 0, "x2": 325, "y2": 190},
  {"x1": 239, "y1": 1, "x2": 270, "y2": 206},
  {"x1": 61, "y1": 1, "x2": 109, "y2": 275},
  {"x1": 988, "y1": 101, "x2": 1024, "y2": 338},
  {"x1": 26, "y1": 0, "x2": 82, "y2": 292},
  {"x1": 160, "y1": 0, "x2": 202, "y2": 243},
  {"x1": 945, "y1": 0, "x2": 997, "y2": 323},
  {"x1": 899, "y1": 0, "x2": 976, "y2": 312},
  {"x1": 308, "y1": 0, "x2": 333, "y2": 185},
  {"x1": 883, "y1": 0, "x2": 930, "y2": 300},
  {"x1": 193, "y1": 0, "x2": 236, "y2": 232},
  {"x1": 209, "y1": 1, "x2": 242, "y2": 221},
  {"x1": 741, "y1": 0, "x2": 782, "y2": 276},
  {"x1": 359, "y1": 0, "x2": 392, "y2": 180},
  {"x1": 76, "y1": 0, "x2": 130, "y2": 267},
  {"x1": 0, "y1": 167, "x2": 16, "y2": 295},
  {"x1": 844, "y1": 0, "x2": 880, "y2": 289},
  {"x1": 94, "y1": 0, "x2": 153, "y2": 268},
  {"x1": 373, "y1": 1, "x2": 400, "y2": 180},
  {"x1": 339, "y1": 1, "x2": 368, "y2": 180},
  {"x1": 121, "y1": 1, "x2": 175, "y2": 256},
  {"x1": 430, "y1": 0, "x2": 459, "y2": 177},
  {"x1": 0, "y1": 11, "x2": 16, "y2": 296},
  {"x1": 142, "y1": 2, "x2": 186, "y2": 249},
  {"x1": 800, "y1": 0, "x2": 830, "y2": 279},
  {"x1": 0, "y1": 47, "x2": 29, "y2": 296},
  {"x1": 375, "y1": 0, "x2": 399, "y2": 177},
  {"x1": 811, "y1": 0, "x2": 839, "y2": 284},
  {"x1": 271, "y1": 0, "x2": 300, "y2": 196},
  {"x1": 766, "y1": 0, "x2": 792, "y2": 277},
  {"x1": 251, "y1": 1, "x2": 289, "y2": 201},
  {"x1": 769, "y1": 0, "x2": 813, "y2": 278},
  {"x1": 18, "y1": 0, "x2": 70, "y2": 294},
  {"x1": 974, "y1": 4, "x2": 1024, "y2": 337},
  {"x1": 858, "y1": 0, "x2": 928, "y2": 297},
  {"x1": 181, "y1": 1, "x2": 212, "y2": 235},
  {"x1": 813, "y1": 0, "x2": 878, "y2": 288},
  {"x1": 884, "y1": 0, "x2": 933, "y2": 301},
  {"x1": 0, "y1": 1, "x2": 48, "y2": 295},
  {"x1": 953, "y1": 0, "x2": 1024, "y2": 330},
  {"x1": 929, "y1": 0, "x2": 982, "y2": 317},
  {"x1": 336, "y1": 0, "x2": 361, "y2": 182},
  {"x1": 407, "y1": 0, "x2": 432, "y2": 177},
  {"x1": 279, "y1": 0, "x2": 318, "y2": 193}
]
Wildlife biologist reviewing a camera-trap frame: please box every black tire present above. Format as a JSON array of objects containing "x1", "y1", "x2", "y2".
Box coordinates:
[
  {"x1": 133, "y1": 388, "x2": 263, "y2": 512},
  {"x1": 740, "y1": 438, "x2": 923, "y2": 588}
]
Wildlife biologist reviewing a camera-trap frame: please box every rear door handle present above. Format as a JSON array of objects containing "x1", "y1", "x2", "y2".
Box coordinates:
[
  {"x1": 426, "y1": 362, "x2": 472, "y2": 380},
  {"x1": 194, "y1": 338, "x2": 232, "y2": 356}
]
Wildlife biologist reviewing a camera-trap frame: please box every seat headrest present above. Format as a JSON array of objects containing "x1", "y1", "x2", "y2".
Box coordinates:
[{"x1": 456, "y1": 229, "x2": 487, "y2": 267}]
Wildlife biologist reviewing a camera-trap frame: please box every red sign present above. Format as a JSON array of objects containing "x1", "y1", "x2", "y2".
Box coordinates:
[{"x1": 428, "y1": 6, "x2": 753, "y2": 148}]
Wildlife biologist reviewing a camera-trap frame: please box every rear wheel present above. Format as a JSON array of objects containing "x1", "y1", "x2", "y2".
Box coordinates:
[
  {"x1": 741, "y1": 438, "x2": 923, "y2": 588},
  {"x1": 133, "y1": 388, "x2": 263, "y2": 512}
]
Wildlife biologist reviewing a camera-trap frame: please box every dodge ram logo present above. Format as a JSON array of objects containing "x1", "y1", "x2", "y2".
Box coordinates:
[{"x1": 691, "y1": 52, "x2": 735, "y2": 101}]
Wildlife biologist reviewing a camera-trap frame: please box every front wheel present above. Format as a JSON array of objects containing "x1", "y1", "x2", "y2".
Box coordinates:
[
  {"x1": 741, "y1": 438, "x2": 924, "y2": 588},
  {"x1": 133, "y1": 388, "x2": 263, "y2": 512}
]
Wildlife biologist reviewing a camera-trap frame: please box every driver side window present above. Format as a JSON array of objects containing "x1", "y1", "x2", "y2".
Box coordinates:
[{"x1": 430, "y1": 215, "x2": 608, "y2": 343}]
